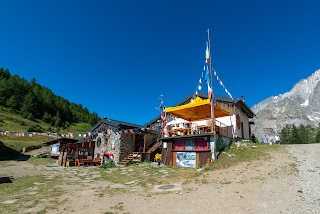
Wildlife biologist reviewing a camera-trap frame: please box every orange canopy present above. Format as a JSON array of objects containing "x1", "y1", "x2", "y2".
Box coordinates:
[{"x1": 166, "y1": 96, "x2": 230, "y2": 121}]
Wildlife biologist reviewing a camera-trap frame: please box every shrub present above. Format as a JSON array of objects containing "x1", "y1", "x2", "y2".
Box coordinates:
[
  {"x1": 100, "y1": 161, "x2": 116, "y2": 169},
  {"x1": 27, "y1": 124, "x2": 44, "y2": 133}
]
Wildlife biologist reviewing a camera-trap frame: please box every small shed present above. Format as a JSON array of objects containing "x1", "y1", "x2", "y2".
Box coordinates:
[{"x1": 43, "y1": 137, "x2": 78, "y2": 158}]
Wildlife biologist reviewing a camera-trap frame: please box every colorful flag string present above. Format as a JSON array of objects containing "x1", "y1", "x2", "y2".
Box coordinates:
[
  {"x1": 212, "y1": 66, "x2": 233, "y2": 100},
  {"x1": 194, "y1": 71, "x2": 204, "y2": 96},
  {"x1": 195, "y1": 40, "x2": 234, "y2": 101}
]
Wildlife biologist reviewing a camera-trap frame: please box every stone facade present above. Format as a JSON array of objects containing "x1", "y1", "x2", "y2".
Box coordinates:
[
  {"x1": 94, "y1": 130, "x2": 122, "y2": 164},
  {"x1": 91, "y1": 122, "x2": 159, "y2": 164}
]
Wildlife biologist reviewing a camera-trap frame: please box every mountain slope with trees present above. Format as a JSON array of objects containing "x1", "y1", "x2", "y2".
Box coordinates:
[{"x1": 0, "y1": 67, "x2": 99, "y2": 132}]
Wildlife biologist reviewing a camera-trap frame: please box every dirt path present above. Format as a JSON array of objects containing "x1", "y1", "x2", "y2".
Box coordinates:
[{"x1": 1, "y1": 144, "x2": 320, "y2": 214}]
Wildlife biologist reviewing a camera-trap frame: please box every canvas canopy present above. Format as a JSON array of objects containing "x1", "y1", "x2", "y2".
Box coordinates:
[{"x1": 166, "y1": 96, "x2": 230, "y2": 122}]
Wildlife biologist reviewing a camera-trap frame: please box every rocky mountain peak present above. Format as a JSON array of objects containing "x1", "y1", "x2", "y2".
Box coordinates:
[{"x1": 251, "y1": 69, "x2": 320, "y2": 141}]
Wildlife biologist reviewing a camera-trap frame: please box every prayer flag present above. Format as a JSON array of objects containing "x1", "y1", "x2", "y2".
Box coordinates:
[
  {"x1": 205, "y1": 66, "x2": 210, "y2": 84},
  {"x1": 197, "y1": 78, "x2": 202, "y2": 90},
  {"x1": 205, "y1": 42, "x2": 210, "y2": 63}
]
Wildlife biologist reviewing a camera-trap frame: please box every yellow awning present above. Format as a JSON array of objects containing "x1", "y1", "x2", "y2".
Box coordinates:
[{"x1": 166, "y1": 96, "x2": 230, "y2": 121}]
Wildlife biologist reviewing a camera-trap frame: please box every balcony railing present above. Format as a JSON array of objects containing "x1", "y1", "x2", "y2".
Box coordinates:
[{"x1": 163, "y1": 120, "x2": 231, "y2": 138}]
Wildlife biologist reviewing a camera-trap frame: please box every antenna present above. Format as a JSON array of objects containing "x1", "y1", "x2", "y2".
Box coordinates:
[{"x1": 155, "y1": 94, "x2": 164, "y2": 111}]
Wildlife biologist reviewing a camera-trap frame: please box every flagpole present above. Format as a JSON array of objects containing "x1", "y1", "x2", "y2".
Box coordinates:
[{"x1": 207, "y1": 29, "x2": 216, "y2": 160}]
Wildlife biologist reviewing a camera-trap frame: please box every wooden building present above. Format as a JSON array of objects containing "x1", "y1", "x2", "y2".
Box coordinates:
[
  {"x1": 145, "y1": 92, "x2": 255, "y2": 168},
  {"x1": 59, "y1": 118, "x2": 161, "y2": 166}
]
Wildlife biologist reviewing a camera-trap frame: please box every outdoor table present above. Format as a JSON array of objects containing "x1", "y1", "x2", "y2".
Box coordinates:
[{"x1": 76, "y1": 158, "x2": 93, "y2": 168}]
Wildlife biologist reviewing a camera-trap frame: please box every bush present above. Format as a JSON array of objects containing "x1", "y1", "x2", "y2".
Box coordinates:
[
  {"x1": 27, "y1": 124, "x2": 44, "y2": 132},
  {"x1": 100, "y1": 161, "x2": 116, "y2": 169}
]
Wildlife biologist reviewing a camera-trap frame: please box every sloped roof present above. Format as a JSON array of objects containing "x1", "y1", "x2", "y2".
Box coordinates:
[
  {"x1": 43, "y1": 137, "x2": 78, "y2": 146},
  {"x1": 90, "y1": 118, "x2": 143, "y2": 132}
]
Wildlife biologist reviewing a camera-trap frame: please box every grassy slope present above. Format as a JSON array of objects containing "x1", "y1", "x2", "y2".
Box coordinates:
[
  {"x1": 0, "y1": 107, "x2": 91, "y2": 154},
  {"x1": 0, "y1": 106, "x2": 92, "y2": 133},
  {"x1": 212, "y1": 142, "x2": 282, "y2": 169},
  {"x1": 0, "y1": 135, "x2": 55, "y2": 152}
]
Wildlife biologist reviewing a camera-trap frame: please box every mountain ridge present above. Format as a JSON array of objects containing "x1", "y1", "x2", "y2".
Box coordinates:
[{"x1": 251, "y1": 69, "x2": 320, "y2": 141}]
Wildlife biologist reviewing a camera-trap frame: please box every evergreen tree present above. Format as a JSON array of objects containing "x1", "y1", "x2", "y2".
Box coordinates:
[
  {"x1": 20, "y1": 92, "x2": 37, "y2": 120},
  {"x1": 315, "y1": 123, "x2": 320, "y2": 144},
  {"x1": 42, "y1": 112, "x2": 52, "y2": 123},
  {"x1": 53, "y1": 111, "x2": 62, "y2": 127},
  {"x1": 306, "y1": 125, "x2": 316, "y2": 144},
  {"x1": 0, "y1": 67, "x2": 100, "y2": 127},
  {"x1": 291, "y1": 124, "x2": 300, "y2": 144},
  {"x1": 6, "y1": 95, "x2": 19, "y2": 111},
  {"x1": 88, "y1": 112, "x2": 99, "y2": 126},
  {"x1": 298, "y1": 124, "x2": 307, "y2": 144},
  {"x1": 280, "y1": 124, "x2": 292, "y2": 144},
  {"x1": 0, "y1": 68, "x2": 11, "y2": 79}
]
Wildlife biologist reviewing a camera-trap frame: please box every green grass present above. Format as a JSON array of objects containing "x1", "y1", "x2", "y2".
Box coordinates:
[
  {"x1": 98, "y1": 144, "x2": 281, "y2": 187},
  {"x1": 1, "y1": 135, "x2": 54, "y2": 152},
  {"x1": 27, "y1": 156, "x2": 57, "y2": 165},
  {"x1": 0, "y1": 107, "x2": 91, "y2": 133},
  {"x1": 62, "y1": 122, "x2": 92, "y2": 133},
  {"x1": 0, "y1": 175, "x2": 63, "y2": 214},
  {"x1": 0, "y1": 107, "x2": 54, "y2": 132},
  {"x1": 213, "y1": 142, "x2": 282, "y2": 169},
  {"x1": 98, "y1": 163, "x2": 198, "y2": 190}
]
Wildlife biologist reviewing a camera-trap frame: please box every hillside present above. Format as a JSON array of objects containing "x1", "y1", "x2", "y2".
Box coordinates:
[
  {"x1": 0, "y1": 68, "x2": 99, "y2": 128},
  {"x1": 0, "y1": 106, "x2": 92, "y2": 159},
  {"x1": 0, "y1": 106, "x2": 92, "y2": 133},
  {"x1": 0, "y1": 67, "x2": 99, "y2": 133}
]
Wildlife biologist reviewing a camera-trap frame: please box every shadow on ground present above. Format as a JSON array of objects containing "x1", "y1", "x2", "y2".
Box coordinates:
[
  {"x1": 0, "y1": 176, "x2": 14, "y2": 184},
  {"x1": 0, "y1": 141, "x2": 30, "y2": 161}
]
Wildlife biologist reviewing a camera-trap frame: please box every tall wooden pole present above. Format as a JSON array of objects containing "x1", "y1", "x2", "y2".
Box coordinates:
[{"x1": 207, "y1": 29, "x2": 216, "y2": 159}]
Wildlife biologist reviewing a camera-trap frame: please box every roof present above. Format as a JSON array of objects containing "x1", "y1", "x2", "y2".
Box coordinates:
[
  {"x1": 43, "y1": 137, "x2": 78, "y2": 146},
  {"x1": 166, "y1": 96, "x2": 230, "y2": 121},
  {"x1": 144, "y1": 92, "x2": 255, "y2": 126},
  {"x1": 90, "y1": 118, "x2": 144, "y2": 132}
]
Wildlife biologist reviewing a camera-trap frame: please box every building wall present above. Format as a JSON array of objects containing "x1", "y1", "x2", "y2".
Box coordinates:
[
  {"x1": 144, "y1": 133, "x2": 159, "y2": 149},
  {"x1": 216, "y1": 106, "x2": 251, "y2": 140},
  {"x1": 119, "y1": 133, "x2": 136, "y2": 162},
  {"x1": 234, "y1": 109, "x2": 250, "y2": 140},
  {"x1": 94, "y1": 130, "x2": 122, "y2": 164}
]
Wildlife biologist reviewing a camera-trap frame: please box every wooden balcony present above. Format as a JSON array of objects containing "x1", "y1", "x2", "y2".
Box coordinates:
[{"x1": 163, "y1": 121, "x2": 230, "y2": 138}]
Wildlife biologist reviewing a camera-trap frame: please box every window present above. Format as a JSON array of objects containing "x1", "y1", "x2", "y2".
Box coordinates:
[
  {"x1": 173, "y1": 138, "x2": 208, "y2": 150},
  {"x1": 194, "y1": 138, "x2": 208, "y2": 150},
  {"x1": 173, "y1": 139, "x2": 185, "y2": 150},
  {"x1": 185, "y1": 139, "x2": 194, "y2": 150}
]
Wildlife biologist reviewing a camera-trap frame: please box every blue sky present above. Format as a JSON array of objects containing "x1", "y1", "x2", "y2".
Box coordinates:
[{"x1": 1, "y1": 0, "x2": 320, "y2": 125}]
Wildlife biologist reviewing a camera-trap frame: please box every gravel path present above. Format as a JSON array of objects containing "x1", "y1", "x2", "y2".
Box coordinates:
[
  {"x1": 286, "y1": 144, "x2": 320, "y2": 213},
  {"x1": 2, "y1": 144, "x2": 320, "y2": 214},
  {"x1": 47, "y1": 144, "x2": 320, "y2": 214}
]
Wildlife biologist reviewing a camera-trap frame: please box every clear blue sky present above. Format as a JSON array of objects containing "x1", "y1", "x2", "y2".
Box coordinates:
[{"x1": 1, "y1": 0, "x2": 320, "y2": 125}]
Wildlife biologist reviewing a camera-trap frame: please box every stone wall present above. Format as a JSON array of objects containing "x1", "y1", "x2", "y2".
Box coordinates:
[
  {"x1": 94, "y1": 130, "x2": 121, "y2": 164},
  {"x1": 93, "y1": 127, "x2": 160, "y2": 164}
]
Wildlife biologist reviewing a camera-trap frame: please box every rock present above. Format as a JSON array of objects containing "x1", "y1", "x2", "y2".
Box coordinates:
[{"x1": 125, "y1": 180, "x2": 139, "y2": 185}]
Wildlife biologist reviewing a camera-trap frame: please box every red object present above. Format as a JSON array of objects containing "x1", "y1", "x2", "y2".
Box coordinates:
[
  {"x1": 207, "y1": 158, "x2": 211, "y2": 164},
  {"x1": 173, "y1": 140, "x2": 185, "y2": 150},
  {"x1": 194, "y1": 138, "x2": 208, "y2": 150},
  {"x1": 103, "y1": 152, "x2": 114, "y2": 159}
]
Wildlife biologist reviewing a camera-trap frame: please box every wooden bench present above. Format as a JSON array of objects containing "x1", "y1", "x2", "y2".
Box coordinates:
[{"x1": 76, "y1": 158, "x2": 93, "y2": 168}]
